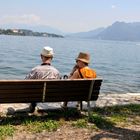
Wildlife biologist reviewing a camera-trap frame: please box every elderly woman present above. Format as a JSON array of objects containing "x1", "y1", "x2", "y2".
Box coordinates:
[
  {"x1": 62, "y1": 52, "x2": 97, "y2": 108},
  {"x1": 69, "y1": 52, "x2": 96, "y2": 79}
]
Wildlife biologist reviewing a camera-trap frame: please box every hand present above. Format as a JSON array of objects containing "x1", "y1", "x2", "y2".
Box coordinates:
[{"x1": 70, "y1": 64, "x2": 79, "y2": 76}]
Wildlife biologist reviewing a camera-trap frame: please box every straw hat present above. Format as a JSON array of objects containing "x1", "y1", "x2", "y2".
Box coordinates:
[
  {"x1": 41, "y1": 46, "x2": 54, "y2": 57},
  {"x1": 76, "y1": 52, "x2": 90, "y2": 64}
]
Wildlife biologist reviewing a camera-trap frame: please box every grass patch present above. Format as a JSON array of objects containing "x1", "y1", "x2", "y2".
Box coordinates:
[
  {"x1": 0, "y1": 125, "x2": 15, "y2": 140},
  {"x1": 0, "y1": 104, "x2": 140, "y2": 139},
  {"x1": 89, "y1": 113, "x2": 115, "y2": 130},
  {"x1": 25, "y1": 119, "x2": 59, "y2": 133},
  {"x1": 94, "y1": 104, "x2": 140, "y2": 116},
  {"x1": 109, "y1": 115, "x2": 127, "y2": 123},
  {"x1": 93, "y1": 104, "x2": 140, "y2": 124},
  {"x1": 72, "y1": 119, "x2": 88, "y2": 128}
]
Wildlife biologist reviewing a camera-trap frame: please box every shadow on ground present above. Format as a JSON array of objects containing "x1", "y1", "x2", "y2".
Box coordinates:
[
  {"x1": 0, "y1": 107, "x2": 84, "y2": 125},
  {"x1": 91, "y1": 126, "x2": 140, "y2": 140},
  {"x1": 89, "y1": 105, "x2": 140, "y2": 140}
]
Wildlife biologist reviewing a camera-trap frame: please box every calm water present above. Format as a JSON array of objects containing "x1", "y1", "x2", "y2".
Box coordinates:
[{"x1": 0, "y1": 35, "x2": 140, "y2": 94}]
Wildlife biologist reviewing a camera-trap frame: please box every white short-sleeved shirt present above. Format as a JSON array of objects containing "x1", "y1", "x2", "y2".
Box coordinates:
[{"x1": 25, "y1": 64, "x2": 60, "y2": 79}]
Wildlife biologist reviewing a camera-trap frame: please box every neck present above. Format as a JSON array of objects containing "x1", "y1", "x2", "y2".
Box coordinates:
[
  {"x1": 42, "y1": 56, "x2": 52, "y2": 63},
  {"x1": 44, "y1": 59, "x2": 51, "y2": 63},
  {"x1": 42, "y1": 59, "x2": 51, "y2": 65}
]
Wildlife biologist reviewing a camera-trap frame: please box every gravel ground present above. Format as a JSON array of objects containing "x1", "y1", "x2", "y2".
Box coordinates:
[
  {"x1": 0, "y1": 93, "x2": 140, "y2": 140},
  {"x1": 5, "y1": 123, "x2": 140, "y2": 140}
]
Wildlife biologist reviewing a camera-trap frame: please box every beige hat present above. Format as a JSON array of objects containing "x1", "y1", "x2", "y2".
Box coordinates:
[
  {"x1": 76, "y1": 52, "x2": 90, "y2": 64},
  {"x1": 41, "y1": 46, "x2": 54, "y2": 57}
]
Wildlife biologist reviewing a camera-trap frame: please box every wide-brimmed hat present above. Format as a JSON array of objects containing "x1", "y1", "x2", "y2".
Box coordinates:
[
  {"x1": 76, "y1": 52, "x2": 90, "y2": 64},
  {"x1": 41, "y1": 46, "x2": 54, "y2": 57}
]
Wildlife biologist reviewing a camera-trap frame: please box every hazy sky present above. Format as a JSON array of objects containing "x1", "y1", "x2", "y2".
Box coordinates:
[{"x1": 0, "y1": 0, "x2": 140, "y2": 32}]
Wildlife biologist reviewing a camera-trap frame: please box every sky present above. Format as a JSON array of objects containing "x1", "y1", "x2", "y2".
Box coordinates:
[{"x1": 0, "y1": 0, "x2": 140, "y2": 33}]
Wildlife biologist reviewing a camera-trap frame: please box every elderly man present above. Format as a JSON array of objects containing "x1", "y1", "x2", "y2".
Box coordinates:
[
  {"x1": 25, "y1": 46, "x2": 60, "y2": 112},
  {"x1": 25, "y1": 46, "x2": 60, "y2": 79}
]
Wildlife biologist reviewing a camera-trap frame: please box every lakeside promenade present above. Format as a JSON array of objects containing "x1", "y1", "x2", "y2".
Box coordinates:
[{"x1": 0, "y1": 93, "x2": 140, "y2": 115}]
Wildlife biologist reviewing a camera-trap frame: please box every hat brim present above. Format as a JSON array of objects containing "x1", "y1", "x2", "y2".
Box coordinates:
[
  {"x1": 41, "y1": 53, "x2": 53, "y2": 57},
  {"x1": 76, "y1": 58, "x2": 89, "y2": 64}
]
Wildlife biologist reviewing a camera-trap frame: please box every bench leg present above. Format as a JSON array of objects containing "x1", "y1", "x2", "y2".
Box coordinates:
[
  {"x1": 92, "y1": 101, "x2": 96, "y2": 108},
  {"x1": 62, "y1": 102, "x2": 68, "y2": 108},
  {"x1": 87, "y1": 101, "x2": 91, "y2": 117},
  {"x1": 29, "y1": 102, "x2": 36, "y2": 113},
  {"x1": 80, "y1": 101, "x2": 83, "y2": 110},
  {"x1": 76, "y1": 101, "x2": 82, "y2": 110}
]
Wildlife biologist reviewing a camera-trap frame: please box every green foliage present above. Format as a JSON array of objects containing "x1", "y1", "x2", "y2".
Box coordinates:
[
  {"x1": 0, "y1": 125, "x2": 15, "y2": 140},
  {"x1": 109, "y1": 115, "x2": 127, "y2": 123},
  {"x1": 0, "y1": 104, "x2": 139, "y2": 139},
  {"x1": 25, "y1": 120, "x2": 59, "y2": 133},
  {"x1": 89, "y1": 113, "x2": 115, "y2": 129},
  {"x1": 43, "y1": 120, "x2": 59, "y2": 131},
  {"x1": 88, "y1": 104, "x2": 140, "y2": 129},
  {"x1": 93, "y1": 104, "x2": 140, "y2": 116},
  {"x1": 72, "y1": 119, "x2": 88, "y2": 128}
]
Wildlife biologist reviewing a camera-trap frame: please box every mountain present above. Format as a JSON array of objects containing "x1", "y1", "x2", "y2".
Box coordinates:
[
  {"x1": 66, "y1": 27, "x2": 105, "y2": 38},
  {"x1": 94, "y1": 21, "x2": 140, "y2": 41},
  {"x1": 2, "y1": 21, "x2": 140, "y2": 41},
  {"x1": 67, "y1": 21, "x2": 140, "y2": 41},
  {"x1": 0, "y1": 24, "x2": 65, "y2": 35}
]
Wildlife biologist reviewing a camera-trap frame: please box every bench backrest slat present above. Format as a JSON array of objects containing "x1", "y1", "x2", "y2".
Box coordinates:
[{"x1": 0, "y1": 79, "x2": 102, "y2": 103}]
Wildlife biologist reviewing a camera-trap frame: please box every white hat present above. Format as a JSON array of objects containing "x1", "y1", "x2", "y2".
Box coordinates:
[{"x1": 41, "y1": 46, "x2": 54, "y2": 57}]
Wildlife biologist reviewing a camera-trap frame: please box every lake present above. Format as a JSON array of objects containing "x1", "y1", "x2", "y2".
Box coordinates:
[{"x1": 0, "y1": 35, "x2": 140, "y2": 94}]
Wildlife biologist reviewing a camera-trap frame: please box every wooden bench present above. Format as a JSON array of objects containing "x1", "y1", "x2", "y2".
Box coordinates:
[{"x1": 0, "y1": 78, "x2": 102, "y2": 116}]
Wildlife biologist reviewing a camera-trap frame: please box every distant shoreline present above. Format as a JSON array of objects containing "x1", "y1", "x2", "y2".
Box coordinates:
[{"x1": 0, "y1": 28, "x2": 64, "y2": 38}]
